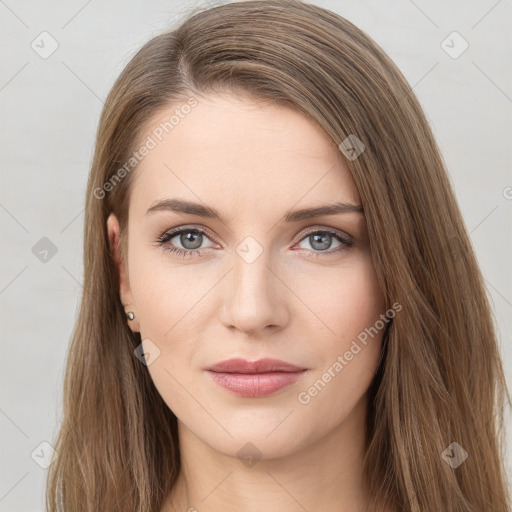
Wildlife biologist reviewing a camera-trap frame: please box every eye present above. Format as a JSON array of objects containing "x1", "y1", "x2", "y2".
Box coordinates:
[
  {"x1": 155, "y1": 226, "x2": 217, "y2": 258},
  {"x1": 155, "y1": 226, "x2": 354, "y2": 259},
  {"x1": 293, "y1": 228, "x2": 354, "y2": 258}
]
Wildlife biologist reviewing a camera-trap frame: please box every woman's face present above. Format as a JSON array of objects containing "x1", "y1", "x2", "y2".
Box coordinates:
[{"x1": 108, "y1": 93, "x2": 388, "y2": 459}]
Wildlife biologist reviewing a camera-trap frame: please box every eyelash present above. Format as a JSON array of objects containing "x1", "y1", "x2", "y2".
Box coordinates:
[{"x1": 155, "y1": 225, "x2": 354, "y2": 259}]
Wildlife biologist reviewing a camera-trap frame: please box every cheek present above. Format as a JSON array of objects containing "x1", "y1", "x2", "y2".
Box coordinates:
[
  {"x1": 292, "y1": 258, "x2": 385, "y2": 410},
  {"x1": 293, "y1": 256, "x2": 385, "y2": 341},
  {"x1": 129, "y1": 256, "x2": 203, "y2": 415},
  {"x1": 128, "y1": 250, "x2": 216, "y2": 398},
  {"x1": 133, "y1": 272, "x2": 177, "y2": 340},
  {"x1": 129, "y1": 246, "x2": 204, "y2": 340}
]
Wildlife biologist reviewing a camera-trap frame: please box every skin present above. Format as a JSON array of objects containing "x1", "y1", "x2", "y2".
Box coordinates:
[{"x1": 107, "y1": 93, "x2": 388, "y2": 512}]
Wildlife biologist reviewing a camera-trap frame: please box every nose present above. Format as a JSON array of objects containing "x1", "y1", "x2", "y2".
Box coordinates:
[{"x1": 220, "y1": 245, "x2": 289, "y2": 336}]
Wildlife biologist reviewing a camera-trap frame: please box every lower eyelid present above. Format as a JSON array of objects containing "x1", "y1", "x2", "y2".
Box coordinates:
[{"x1": 158, "y1": 228, "x2": 352, "y2": 254}]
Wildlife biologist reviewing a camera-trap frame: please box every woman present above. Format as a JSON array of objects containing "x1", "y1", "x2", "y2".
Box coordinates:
[{"x1": 46, "y1": 1, "x2": 511, "y2": 511}]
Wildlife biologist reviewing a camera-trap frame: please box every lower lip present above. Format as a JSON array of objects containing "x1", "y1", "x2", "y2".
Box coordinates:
[{"x1": 206, "y1": 370, "x2": 306, "y2": 397}]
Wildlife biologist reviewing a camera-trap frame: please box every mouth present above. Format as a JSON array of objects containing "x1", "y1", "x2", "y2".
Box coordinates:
[{"x1": 204, "y1": 358, "x2": 308, "y2": 398}]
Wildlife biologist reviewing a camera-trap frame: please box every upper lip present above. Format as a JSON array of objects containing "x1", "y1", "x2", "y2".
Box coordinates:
[{"x1": 204, "y1": 358, "x2": 306, "y2": 374}]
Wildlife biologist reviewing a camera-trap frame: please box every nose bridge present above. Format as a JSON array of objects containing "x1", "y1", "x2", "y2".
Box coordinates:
[
  {"x1": 221, "y1": 234, "x2": 286, "y2": 333},
  {"x1": 233, "y1": 241, "x2": 271, "y2": 299}
]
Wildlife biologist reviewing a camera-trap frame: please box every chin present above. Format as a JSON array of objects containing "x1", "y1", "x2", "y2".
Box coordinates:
[
  {"x1": 184, "y1": 408, "x2": 315, "y2": 461},
  {"x1": 207, "y1": 430, "x2": 307, "y2": 462}
]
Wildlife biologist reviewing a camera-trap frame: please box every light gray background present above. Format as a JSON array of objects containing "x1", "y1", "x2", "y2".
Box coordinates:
[{"x1": 1, "y1": 0, "x2": 511, "y2": 510}]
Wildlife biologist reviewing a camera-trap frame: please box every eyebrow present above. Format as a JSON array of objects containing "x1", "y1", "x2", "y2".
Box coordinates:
[{"x1": 145, "y1": 198, "x2": 364, "y2": 222}]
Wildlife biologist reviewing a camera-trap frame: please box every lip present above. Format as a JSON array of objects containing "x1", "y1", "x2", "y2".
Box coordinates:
[
  {"x1": 204, "y1": 358, "x2": 306, "y2": 373},
  {"x1": 204, "y1": 358, "x2": 308, "y2": 398}
]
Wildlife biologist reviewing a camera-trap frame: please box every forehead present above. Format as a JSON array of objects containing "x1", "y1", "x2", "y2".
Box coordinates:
[{"x1": 129, "y1": 93, "x2": 360, "y2": 217}]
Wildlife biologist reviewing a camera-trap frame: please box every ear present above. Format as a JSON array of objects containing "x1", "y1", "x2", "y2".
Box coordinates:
[{"x1": 107, "y1": 213, "x2": 140, "y2": 333}]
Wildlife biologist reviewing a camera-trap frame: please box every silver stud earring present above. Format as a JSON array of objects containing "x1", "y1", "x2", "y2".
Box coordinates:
[{"x1": 126, "y1": 311, "x2": 135, "y2": 321}]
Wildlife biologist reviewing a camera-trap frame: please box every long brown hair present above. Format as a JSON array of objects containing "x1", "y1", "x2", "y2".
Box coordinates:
[{"x1": 46, "y1": 1, "x2": 511, "y2": 510}]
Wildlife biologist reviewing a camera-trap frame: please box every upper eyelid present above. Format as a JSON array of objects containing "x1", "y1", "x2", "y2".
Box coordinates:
[
  {"x1": 161, "y1": 225, "x2": 217, "y2": 244},
  {"x1": 160, "y1": 224, "x2": 353, "y2": 245}
]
